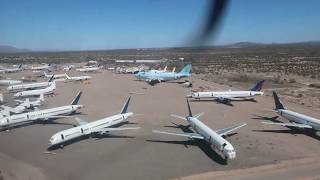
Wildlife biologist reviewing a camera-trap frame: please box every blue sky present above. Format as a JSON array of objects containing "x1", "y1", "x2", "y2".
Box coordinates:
[{"x1": 0, "y1": 0, "x2": 319, "y2": 50}]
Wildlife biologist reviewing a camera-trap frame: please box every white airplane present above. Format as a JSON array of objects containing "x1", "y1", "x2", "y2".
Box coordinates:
[
  {"x1": 65, "y1": 74, "x2": 91, "y2": 82},
  {"x1": 262, "y1": 92, "x2": 320, "y2": 136},
  {"x1": 31, "y1": 64, "x2": 51, "y2": 71},
  {"x1": 7, "y1": 75, "x2": 54, "y2": 92},
  {"x1": 0, "y1": 64, "x2": 23, "y2": 73},
  {"x1": 44, "y1": 71, "x2": 66, "y2": 79},
  {"x1": 0, "y1": 79, "x2": 22, "y2": 86},
  {"x1": 14, "y1": 81, "x2": 56, "y2": 98},
  {"x1": 76, "y1": 67, "x2": 99, "y2": 73},
  {"x1": 0, "y1": 94, "x2": 44, "y2": 116},
  {"x1": 0, "y1": 91, "x2": 83, "y2": 130},
  {"x1": 48, "y1": 96, "x2": 139, "y2": 148},
  {"x1": 153, "y1": 99, "x2": 246, "y2": 161},
  {"x1": 188, "y1": 80, "x2": 265, "y2": 104}
]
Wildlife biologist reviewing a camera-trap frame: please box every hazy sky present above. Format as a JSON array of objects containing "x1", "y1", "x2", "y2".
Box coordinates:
[{"x1": 0, "y1": 0, "x2": 319, "y2": 50}]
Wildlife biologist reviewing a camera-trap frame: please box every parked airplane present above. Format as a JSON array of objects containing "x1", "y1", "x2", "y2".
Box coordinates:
[
  {"x1": 14, "y1": 81, "x2": 56, "y2": 97},
  {"x1": 65, "y1": 74, "x2": 91, "y2": 82},
  {"x1": 48, "y1": 96, "x2": 139, "y2": 148},
  {"x1": 262, "y1": 92, "x2": 320, "y2": 136},
  {"x1": 0, "y1": 64, "x2": 23, "y2": 73},
  {"x1": 135, "y1": 64, "x2": 192, "y2": 85},
  {"x1": 7, "y1": 75, "x2": 54, "y2": 92},
  {"x1": 31, "y1": 64, "x2": 51, "y2": 71},
  {"x1": 76, "y1": 67, "x2": 99, "y2": 73},
  {"x1": 188, "y1": 80, "x2": 265, "y2": 104},
  {"x1": 0, "y1": 94, "x2": 44, "y2": 116},
  {"x1": 44, "y1": 72, "x2": 66, "y2": 79},
  {"x1": 0, "y1": 79, "x2": 22, "y2": 86},
  {"x1": 153, "y1": 99, "x2": 246, "y2": 161},
  {"x1": 0, "y1": 91, "x2": 83, "y2": 130}
]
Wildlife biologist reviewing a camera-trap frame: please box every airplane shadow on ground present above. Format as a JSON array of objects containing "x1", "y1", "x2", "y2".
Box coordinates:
[
  {"x1": 189, "y1": 98, "x2": 258, "y2": 107},
  {"x1": 146, "y1": 122, "x2": 228, "y2": 165},
  {"x1": 251, "y1": 114, "x2": 320, "y2": 141}
]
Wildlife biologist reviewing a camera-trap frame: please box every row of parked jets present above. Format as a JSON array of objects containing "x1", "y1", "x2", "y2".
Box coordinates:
[{"x1": 0, "y1": 64, "x2": 319, "y2": 162}]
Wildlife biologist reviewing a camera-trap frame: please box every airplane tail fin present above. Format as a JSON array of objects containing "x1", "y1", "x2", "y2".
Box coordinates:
[
  {"x1": 120, "y1": 96, "x2": 131, "y2": 114},
  {"x1": 178, "y1": 64, "x2": 192, "y2": 76},
  {"x1": 48, "y1": 75, "x2": 54, "y2": 82},
  {"x1": 163, "y1": 66, "x2": 167, "y2": 72},
  {"x1": 186, "y1": 98, "x2": 193, "y2": 117},
  {"x1": 250, "y1": 80, "x2": 265, "y2": 91},
  {"x1": 172, "y1": 67, "x2": 176, "y2": 73},
  {"x1": 71, "y1": 91, "x2": 83, "y2": 105},
  {"x1": 272, "y1": 91, "x2": 285, "y2": 110},
  {"x1": 18, "y1": 64, "x2": 22, "y2": 69}
]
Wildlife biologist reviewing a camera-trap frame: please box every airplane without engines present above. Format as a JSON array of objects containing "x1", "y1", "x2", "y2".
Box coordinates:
[
  {"x1": 65, "y1": 74, "x2": 91, "y2": 82},
  {"x1": 0, "y1": 64, "x2": 23, "y2": 73},
  {"x1": 262, "y1": 92, "x2": 320, "y2": 136},
  {"x1": 0, "y1": 79, "x2": 22, "y2": 86},
  {"x1": 0, "y1": 91, "x2": 83, "y2": 130},
  {"x1": 153, "y1": 98, "x2": 246, "y2": 161},
  {"x1": 14, "y1": 81, "x2": 56, "y2": 98},
  {"x1": 7, "y1": 75, "x2": 55, "y2": 92},
  {"x1": 48, "y1": 96, "x2": 139, "y2": 148},
  {"x1": 188, "y1": 80, "x2": 265, "y2": 104},
  {"x1": 76, "y1": 67, "x2": 99, "y2": 73},
  {"x1": 31, "y1": 64, "x2": 51, "y2": 71}
]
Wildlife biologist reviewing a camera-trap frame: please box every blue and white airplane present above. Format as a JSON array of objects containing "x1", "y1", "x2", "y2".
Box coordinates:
[{"x1": 135, "y1": 64, "x2": 192, "y2": 85}]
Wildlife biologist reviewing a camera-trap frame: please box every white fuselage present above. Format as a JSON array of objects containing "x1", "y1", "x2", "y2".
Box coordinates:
[
  {"x1": 190, "y1": 91, "x2": 264, "y2": 99},
  {"x1": 8, "y1": 82, "x2": 52, "y2": 91},
  {"x1": 187, "y1": 117, "x2": 236, "y2": 160},
  {"x1": 48, "y1": 112, "x2": 133, "y2": 146},
  {"x1": 76, "y1": 67, "x2": 99, "y2": 72},
  {"x1": 31, "y1": 65, "x2": 50, "y2": 71},
  {"x1": 69, "y1": 76, "x2": 91, "y2": 81},
  {"x1": 14, "y1": 83, "x2": 55, "y2": 97},
  {"x1": 0, "y1": 105, "x2": 83, "y2": 128},
  {"x1": 276, "y1": 109, "x2": 320, "y2": 131},
  {"x1": 0, "y1": 80, "x2": 22, "y2": 86}
]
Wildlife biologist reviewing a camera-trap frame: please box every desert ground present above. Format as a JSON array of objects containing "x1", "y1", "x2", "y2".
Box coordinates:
[{"x1": 0, "y1": 69, "x2": 319, "y2": 180}]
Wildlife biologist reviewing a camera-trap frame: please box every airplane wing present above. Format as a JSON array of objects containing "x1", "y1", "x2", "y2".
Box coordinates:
[
  {"x1": 92, "y1": 127, "x2": 140, "y2": 134},
  {"x1": 74, "y1": 117, "x2": 88, "y2": 126},
  {"x1": 170, "y1": 114, "x2": 187, "y2": 121},
  {"x1": 262, "y1": 122, "x2": 313, "y2": 129},
  {"x1": 152, "y1": 130, "x2": 204, "y2": 139},
  {"x1": 216, "y1": 122, "x2": 247, "y2": 137},
  {"x1": 42, "y1": 115, "x2": 72, "y2": 120}
]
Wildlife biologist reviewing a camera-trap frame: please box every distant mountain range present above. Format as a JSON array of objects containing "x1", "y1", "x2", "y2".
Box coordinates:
[
  {"x1": 0, "y1": 45, "x2": 30, "y2": 53},
  {"x1": 0, "y1": 41, "x2": 319, "y2": 53}
]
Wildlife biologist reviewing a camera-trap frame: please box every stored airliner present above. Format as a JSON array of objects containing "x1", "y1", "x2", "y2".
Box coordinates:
[
  {"x1": 153, "y1": 99, "x2": 246, "y2": 161},
  {"x1": 0, "y1": 91, "x2": 83, "y2": 130},
  {"x1": 262, "y1": 92, "x2": 320, "y2": 136},
  {"x1": 48, "y1": 96, "x2": 139, "y2": 148}
]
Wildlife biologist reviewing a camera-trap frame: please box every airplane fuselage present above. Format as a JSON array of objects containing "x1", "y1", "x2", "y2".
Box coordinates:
[
  {"x1": 135, "y1": 71, "x2": 189, "y2": 82},
  {"x1": 0, "y1": 105, "x2": 82, "y2": 128},
  {"x1": 190, "y1": 91, "x2": 264, "y2": 99},
  {"x1": 276, "y1": 109, "x2": 320, "y2": 131},
  {"x1": 8, "y1": 82, "x2": 52, "y2": 91},
  {"x1": 48, "y1": 112, "x2": 133, "y2": 146},
  {"x1": 0, "y1": 80, "x2": 22, "y2": 86},
  {"x1": 187, "y1": 116, "x2": 236, "y2": 160},
  {"x1": 14, "y1": 84, "x2": 55, "y2": 97}
]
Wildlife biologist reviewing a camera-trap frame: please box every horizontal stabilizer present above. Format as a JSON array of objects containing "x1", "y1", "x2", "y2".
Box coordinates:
[
  {"x1": 216, "y1": 122, "x2": 247, "y2": 137},
  {"x1": 194, "y1": 112, "x2": 204, "y2": 119},
  {"x1": 262, "y1": 122, "x2": 312, "y2": 129},
  {"x1": 75, "y1": 117, "x2": 88, "y2": 126},
  {"x1": 152, "y1": 130, "x2": 204, "y2": 139},
  {"x1": 170, "y1": 114, "x2": 187, "y2": 121}
]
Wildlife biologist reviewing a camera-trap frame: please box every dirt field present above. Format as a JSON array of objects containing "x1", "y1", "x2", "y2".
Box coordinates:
[{"x1": 0, "y1": 70, "x2": 319, "y2": 180}]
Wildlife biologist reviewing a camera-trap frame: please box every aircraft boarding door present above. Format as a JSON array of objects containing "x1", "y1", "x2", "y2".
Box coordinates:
[
  {"x1": 61, "y1": 134, "x2": 64, "y2": 140},
  {"x1": 81, "y1": 128, "x2": 84, "y2": 134}
]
